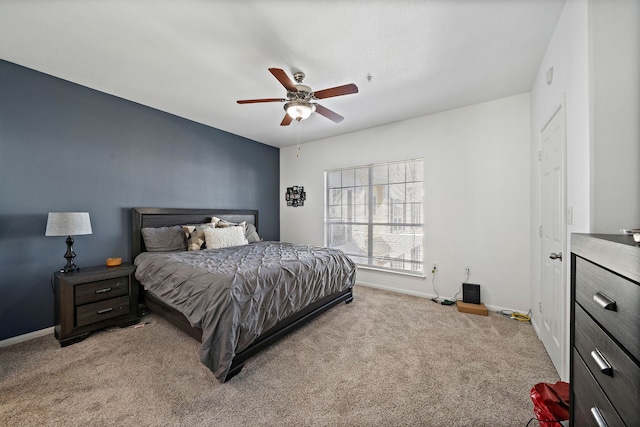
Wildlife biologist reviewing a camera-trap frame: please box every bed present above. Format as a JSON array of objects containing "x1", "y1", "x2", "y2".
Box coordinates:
[{"x1": 131, "y1": 207, "x2": 356, "y2": 382}]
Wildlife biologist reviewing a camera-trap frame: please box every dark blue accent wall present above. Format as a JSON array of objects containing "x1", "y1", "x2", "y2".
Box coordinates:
[{"x1": 0, "y1": 59, "x2": 280, "y2": 341}]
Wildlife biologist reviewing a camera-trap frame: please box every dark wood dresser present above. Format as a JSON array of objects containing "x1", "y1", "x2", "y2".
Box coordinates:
[
  {"x1": 570, "y1": 234, "x2": 640, "y2": 426},
  {"x1": 54, "y1": 263, "x2": 138, "y2": 346}
]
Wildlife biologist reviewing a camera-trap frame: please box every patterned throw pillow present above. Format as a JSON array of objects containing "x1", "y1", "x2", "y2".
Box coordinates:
[
  {"x1": 213, "y1": 217, "x2": 241, "y2": 228},
  {"x1": 181, "y1": 223, "x2": 215, "y2": 251}
]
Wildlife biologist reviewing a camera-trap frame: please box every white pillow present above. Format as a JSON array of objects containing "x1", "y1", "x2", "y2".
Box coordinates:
[{"x1": 204, "y1": 226, "x2": 248, "y2": 249}]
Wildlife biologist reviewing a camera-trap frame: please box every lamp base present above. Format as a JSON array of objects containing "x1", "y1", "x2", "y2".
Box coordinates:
[
  {"x1": 60, "y1": 235, "x2": 79, "y2": 274},
  {"x1": 60, "y1": 265, "x2": 79, "y2": 274}
]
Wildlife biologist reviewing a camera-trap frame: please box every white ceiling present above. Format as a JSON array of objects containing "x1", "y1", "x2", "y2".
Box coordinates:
[{"x1": 0, "y1": 0, "x2": 566, "y2": 148}]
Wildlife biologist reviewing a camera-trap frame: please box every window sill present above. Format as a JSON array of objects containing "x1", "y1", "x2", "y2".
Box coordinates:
[{"x1": 356, "y1": 264, "x2": 426, "y2": 279}]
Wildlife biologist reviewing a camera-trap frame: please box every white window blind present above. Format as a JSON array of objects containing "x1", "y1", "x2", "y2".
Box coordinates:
[{"x1": 325, "y1": 158, "x2": 424, "y2": 274}]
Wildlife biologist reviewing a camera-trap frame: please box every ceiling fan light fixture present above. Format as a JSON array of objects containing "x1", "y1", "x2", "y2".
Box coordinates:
[
  {"x1": 238, "y1": 68, "x2": 357, "y2": 126},
  {"x1": 285, "y1": 101, "x2": 315, "y2": 121}
]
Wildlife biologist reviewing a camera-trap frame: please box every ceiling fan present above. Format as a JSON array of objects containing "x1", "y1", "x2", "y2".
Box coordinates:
[{"x1": 237, "y1": 68, "x2": 358, "y2": 126}]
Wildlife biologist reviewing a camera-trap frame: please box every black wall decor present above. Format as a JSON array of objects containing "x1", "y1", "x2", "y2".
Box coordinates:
[{"x1": 286, "y1": 186, "x2": 306, "y2": 207}]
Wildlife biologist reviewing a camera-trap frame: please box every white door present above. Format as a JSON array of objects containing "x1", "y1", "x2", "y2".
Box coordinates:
[{"x1": 539, "y1": 104, "x2": 566, "y2": 377}]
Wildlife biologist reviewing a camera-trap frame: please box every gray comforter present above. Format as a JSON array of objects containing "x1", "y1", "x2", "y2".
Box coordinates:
[{"x1": 134, "y1": 241, "x2": 356, "y2": 381}]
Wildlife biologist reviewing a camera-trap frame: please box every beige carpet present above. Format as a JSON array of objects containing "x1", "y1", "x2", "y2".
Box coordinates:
[{"x1": 0, "y1": 285, "x2": 558, "y2": 426}]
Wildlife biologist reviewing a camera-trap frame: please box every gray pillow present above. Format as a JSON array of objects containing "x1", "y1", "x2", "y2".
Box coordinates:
[
  {"x1": 141, "y1": 226, "x2": 187, "y2": 252},
  {"x1": 244, "y1": 222, "x2": 262, "y2": 243}
]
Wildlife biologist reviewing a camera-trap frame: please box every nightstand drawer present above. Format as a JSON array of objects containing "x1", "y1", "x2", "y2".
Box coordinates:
[
  {"x1": 575, "y1": 257, "x2": 640, "y2": 361},
  {"x1": 574, "y1": 305, "x2": 640, "y2": 426},
  {"x1": 75, "y1": 276, "x2": 129, "y2": 305},
  {"x1": 76, "y1": 295, "x2": 131, "y2": 327},
  {"x1": 572, "y1": 349, "x2": 624, "y2": 427}
]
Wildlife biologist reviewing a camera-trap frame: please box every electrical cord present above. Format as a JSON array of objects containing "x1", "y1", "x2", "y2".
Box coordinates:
[
  {"x1": 512, "y1": 312, "x2": 531, "y2": 322},
  {"x1": 525, "y1": 416, "x2": 565, "y2": 426},
  {"x1": 452, "y1": 271, "x2": 470, "y2": 302},
  {"x1": 498, "y1": 310, "x2": 531, "y2": 323},
  {"x1": 431, "y1": 266, "x2": 439, "y2": 303},
  {"x1": 452, "y1": 287, "x2": 461, "y2": 302}
]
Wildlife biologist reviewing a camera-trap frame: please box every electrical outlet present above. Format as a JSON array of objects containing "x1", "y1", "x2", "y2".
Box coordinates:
[
  {"x1": 465, "y1": 266, "x2": 471, "y2": 275},
  {"x1": 432, "y1": 262, "x2": 438, "y2": 273}
]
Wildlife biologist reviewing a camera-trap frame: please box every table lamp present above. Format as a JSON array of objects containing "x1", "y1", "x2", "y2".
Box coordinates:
[{"x1": 45, "y1": 212, "x2": 93, "y2": 273}]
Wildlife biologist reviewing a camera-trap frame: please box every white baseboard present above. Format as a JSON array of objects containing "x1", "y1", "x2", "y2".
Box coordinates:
[
  {"x1": 530, "y1": 317, "x2": 541, "y2": 335},
  {"x1": 0, "y1": 327, "x2": 54, "y2": 348},
  {"x1": 356, "y1": 281, "x2": 434, "y2": 299},
  {"x1": 355, "y1": 281, "x2": 530, "y2": 316}
]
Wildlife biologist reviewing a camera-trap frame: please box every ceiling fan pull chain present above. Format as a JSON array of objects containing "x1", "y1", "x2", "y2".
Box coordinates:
[{"x1": 297, "y1": 119, "x2": 303, "y2": 158}]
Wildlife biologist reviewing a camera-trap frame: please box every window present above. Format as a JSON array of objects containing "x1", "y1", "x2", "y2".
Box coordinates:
[{"x1": 325, "y1": 158, "x2": 424, "y2": 274}]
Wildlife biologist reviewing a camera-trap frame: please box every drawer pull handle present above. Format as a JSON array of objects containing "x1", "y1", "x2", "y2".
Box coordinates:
[
  {"x1": 590, "y1": 406, "x2": 608, "y2": 427},
  {"x1": 95, "y1": 287, "x2": 112, "y2": 294},
  {"x1": 97, "y1": 308, "x2": 114, "y2": 314},
  {"x1": 590, "y1": 349, "x2": 613, "y2": 376},
  {"x1": 593, "y1": 292, "x2": 616, "y2": 311}
]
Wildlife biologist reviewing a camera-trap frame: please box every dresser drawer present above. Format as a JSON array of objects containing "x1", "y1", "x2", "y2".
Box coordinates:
[
  {"x1": 76, "y1": 295, "x2": 131, "y2": 327},
  {"x1": 75, "y1": 276, "x2": 129, "y2": 305},
  {"x1": 572, "y1": 349, "x2": 625, "y2": 427},
  {"x1": 575, "y1": 257, "x2": 640, "y2": 361},
  {"x1": 574, "y1": 305, "x2": 640, "y2": 426}
]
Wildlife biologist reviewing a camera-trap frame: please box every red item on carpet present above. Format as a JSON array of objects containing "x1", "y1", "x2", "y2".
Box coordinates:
[{"x1": 530, "y1": 381, "x2": 570, "y2": 426}]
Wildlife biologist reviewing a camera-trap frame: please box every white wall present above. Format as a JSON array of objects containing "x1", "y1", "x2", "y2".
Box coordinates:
[
  {"x1": 529, "y1": 0, "x2": 591, "y2": 380},
  {"x1": 589, "y1": 0, "x2": 640, "y2": 232},
  {"x1": 281, "y1": 94, "x2": 531, "y2": 313},
  {"x1": 529, "y1": 0, "x2": 640, "y2": 380}
]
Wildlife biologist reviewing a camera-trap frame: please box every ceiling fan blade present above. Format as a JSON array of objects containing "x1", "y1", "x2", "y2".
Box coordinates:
[
  {"x1": 313, "y1": 83, "x2": 358, "y2": 99},
  {"x1": 237, "y1": 98, "x2": 284, "y2": 104},
  {"x1": 280, "y1": 113, "x2": 293, "y2": 126},
  {"x1": 269, "y1": 68, "x2": 298, "y2": 92},
  {"x1": 315, "y1": 104, "x2": 344, "y2": 123}
]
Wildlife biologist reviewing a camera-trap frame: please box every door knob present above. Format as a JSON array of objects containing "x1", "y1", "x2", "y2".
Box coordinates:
[{"x1": 549, "y1": 252, "x2": 563, "y2": 261}]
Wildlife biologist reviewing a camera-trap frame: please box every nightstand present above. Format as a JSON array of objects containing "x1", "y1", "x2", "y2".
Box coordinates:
[{"x1": 54, "y1": 263, "x2": 138, "y2": 346}]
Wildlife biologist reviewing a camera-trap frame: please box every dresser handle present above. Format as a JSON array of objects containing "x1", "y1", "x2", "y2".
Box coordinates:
[
  {"x1": 95, "y1": 287, "x2": 112, "y2": 294},
  {"x1": 97, "y1": 308, "x2": 114, "y2": 314},
  {"x1": 590, "y1": 349, "x2": 613, "y2": 376},
  {"x1": 590, "y1": 406, "x2": 608, "y2": 427},
  {"x1": 593, "y1": 292, "x2": 616, "y2": 311}
]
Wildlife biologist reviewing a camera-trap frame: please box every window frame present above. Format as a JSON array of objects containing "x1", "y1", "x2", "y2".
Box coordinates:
[{"x1": 324, "y1": 158, "x2": 424, "y2": 276}]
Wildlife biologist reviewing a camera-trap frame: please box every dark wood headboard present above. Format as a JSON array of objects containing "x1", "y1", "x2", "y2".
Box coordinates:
[{"x1": 131, "y1": 207, "x2": 258, "y2": 260}]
